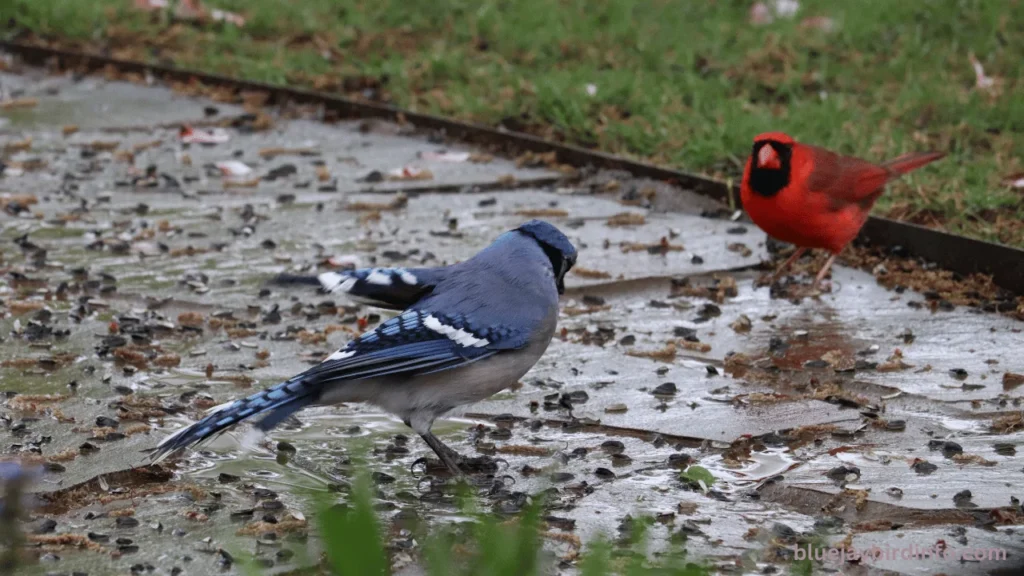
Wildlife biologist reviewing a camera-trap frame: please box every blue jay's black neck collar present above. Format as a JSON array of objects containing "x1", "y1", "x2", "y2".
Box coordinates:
[{"x1": 515, "y1": 220, "x2": 577, "y2": 294}]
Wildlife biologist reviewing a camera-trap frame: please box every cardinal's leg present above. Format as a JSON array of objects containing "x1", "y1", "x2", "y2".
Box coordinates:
[
  {"x1": 811, "y1": 253, "x2": 838, "y2": 292},
  {"x1": 770, "y1": 247, "x2": 808, "y2": 283}
]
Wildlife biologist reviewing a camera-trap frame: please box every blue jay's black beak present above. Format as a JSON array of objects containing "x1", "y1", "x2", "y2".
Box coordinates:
[{"x1": 555, "y1": 256, "x2": 574, "y2": 295}]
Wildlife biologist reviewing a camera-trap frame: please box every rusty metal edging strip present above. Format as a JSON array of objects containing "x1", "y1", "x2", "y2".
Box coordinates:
[{"x1": 2, "y1": 40, "x2": 1023, "y2": 294}]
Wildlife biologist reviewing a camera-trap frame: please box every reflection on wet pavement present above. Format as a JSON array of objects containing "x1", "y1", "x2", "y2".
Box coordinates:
[{"x1": 2, "y1": 64, "x2": 1023, "y2": 575}]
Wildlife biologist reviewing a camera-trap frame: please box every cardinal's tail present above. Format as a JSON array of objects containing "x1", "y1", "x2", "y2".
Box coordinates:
[{"x1": 883, "y1": 151, "x2": 946, "y2": 176}]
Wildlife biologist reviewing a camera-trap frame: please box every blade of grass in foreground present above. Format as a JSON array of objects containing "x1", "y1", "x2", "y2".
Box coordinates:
[
  {"x1": 275, "y1": 449, "x2": 718, "y2": 576},
  {"x1": 424, "y1": 488, "x2": 545, "y2": 576},
  {"x1": 318, "y1": 467, "x2": 388, "y2": 576}
]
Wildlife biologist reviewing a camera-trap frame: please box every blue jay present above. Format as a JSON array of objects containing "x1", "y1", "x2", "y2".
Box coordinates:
[{"x1": 149, "y1": 220, "x2": 577, "y2": 475}]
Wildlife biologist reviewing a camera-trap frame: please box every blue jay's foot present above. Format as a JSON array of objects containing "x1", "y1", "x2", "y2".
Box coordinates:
[{"x1": 416, "y1": 432, "x2": 502, "y2": 477}]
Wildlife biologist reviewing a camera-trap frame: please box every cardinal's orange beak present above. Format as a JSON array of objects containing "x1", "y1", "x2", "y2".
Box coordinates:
[{"x1": 757, "y1": 145, "x2": 781, "y2": 170}]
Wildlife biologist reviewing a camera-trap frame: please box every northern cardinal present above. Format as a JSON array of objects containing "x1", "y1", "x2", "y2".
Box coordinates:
[{"x1": 741, "y1": 132, "x2": 945, "y2": 290}]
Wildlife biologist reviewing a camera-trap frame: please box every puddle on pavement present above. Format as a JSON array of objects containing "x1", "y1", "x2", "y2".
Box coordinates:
[{"x1": 2, "y1": 62, "x2": 1023, "y2": 575}]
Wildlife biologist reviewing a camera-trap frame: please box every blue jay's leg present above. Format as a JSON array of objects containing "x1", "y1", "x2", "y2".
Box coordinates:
[
  {"x1": 419, "y1": 431, "x2": 465, "y2": 476},
  {"x1": 407, "y1": 413, "x2": 504, "y2": 476},
  {"x1": 407, "y1": 413, "x2": 463, "y2": 476}
]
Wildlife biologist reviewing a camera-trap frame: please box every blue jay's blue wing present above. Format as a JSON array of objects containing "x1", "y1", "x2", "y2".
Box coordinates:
[
  {"x1": 149, "y1": 308, "x2": 526, "y2": 462},
  {"x1": 304, "y1": 310, "x2": 504, "y2": 380},
  {"x1": 317, "y1": 267, "x2": 444, "y2": 310}
]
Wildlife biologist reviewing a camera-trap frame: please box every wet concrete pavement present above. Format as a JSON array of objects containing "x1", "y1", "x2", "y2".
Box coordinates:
[{"x1": 2, "y1": 62, "x2": 1023, "y2": 576}]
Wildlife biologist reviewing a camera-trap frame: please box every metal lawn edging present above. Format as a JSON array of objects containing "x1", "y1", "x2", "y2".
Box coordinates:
[{"x1": 2, "y1": 40, "x2": 1022, "y2": 294}]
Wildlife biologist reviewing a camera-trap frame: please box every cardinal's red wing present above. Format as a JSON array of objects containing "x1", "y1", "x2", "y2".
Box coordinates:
[{"x1": 803, "y1": 144, "x2": 892, "y2": 211}]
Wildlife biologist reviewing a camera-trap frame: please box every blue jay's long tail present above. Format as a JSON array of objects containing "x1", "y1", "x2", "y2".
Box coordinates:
[
  {"x1": 149, "y1": 377, "x2": 319, "y2": 463},
  {"x1": 318, "y1": 267, "x2": 439, "y2": 310},
  {"x1": 148, "y1": 308, "x2": 501, "y2": 462},
  {"x1": 267, "y1": 266, "x2": 441, "y2": 310},
  {"x1": 269, "y1": 273, "x2": 323, "y2": 287}
]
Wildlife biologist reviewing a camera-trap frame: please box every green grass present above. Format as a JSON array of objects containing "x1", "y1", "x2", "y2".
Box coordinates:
[
  {"x1": 300, "y1": 462, "x2": 715, "y2": 576},
  {"x1": 3, "y1": 0, "x2": 1023, "y2": 247}
]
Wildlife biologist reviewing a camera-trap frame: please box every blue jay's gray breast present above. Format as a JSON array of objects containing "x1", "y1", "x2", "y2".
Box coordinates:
[{"x1": 320, "y1": 310, "x2": 557, "y2": 424}]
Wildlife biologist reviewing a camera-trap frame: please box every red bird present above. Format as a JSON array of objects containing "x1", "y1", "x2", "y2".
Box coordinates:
[{"x1": 740, "y1": 132, "x2": 945, "y2": 290}]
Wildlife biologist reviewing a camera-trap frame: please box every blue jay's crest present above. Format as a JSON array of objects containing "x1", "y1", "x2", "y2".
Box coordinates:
[{"x1": 515, "y1": 220, "x2": 577, "y2": 294}]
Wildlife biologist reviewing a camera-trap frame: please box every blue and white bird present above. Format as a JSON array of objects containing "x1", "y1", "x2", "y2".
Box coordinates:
[{"x1": 149, "y1": 220, "x2": 577, "y2": 475}]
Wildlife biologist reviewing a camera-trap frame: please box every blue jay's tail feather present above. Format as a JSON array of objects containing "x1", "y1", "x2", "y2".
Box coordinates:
[
  {"x1": 148, "y1": 377, "x2": 318, "y2": 463},
  {"x1": 269, "y1": 273, "x2": 323, "y2": 287},
  {"x1": 318, "y1": 267, "x2": 437, "y2": 310}
]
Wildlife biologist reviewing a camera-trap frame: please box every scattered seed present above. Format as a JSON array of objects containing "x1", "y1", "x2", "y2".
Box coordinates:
[
  {"x1": 825, "y1": 465, "x2": 860, "y2": 483},
  {"x1": 994, "y1": 443, "x2": 1016, "y2": 456},
  {"x1": 652, "y1": 382, "x2": 677, "y2": 396},
  {"x1": 885, "y1": 420, "x2": 906, "y2": 432},
  {"x1": 116, "y1": 517, "x2": 140, "y2": 528},
  {"x1": 911, "y1": 460, "x2": 939, "y2": 475},
  {"x1": 611, "y1": 453, "x2": 632, "y2": 466},
  {"x1": 600, "y1": 440, "x2": 625, "y2": 455},
  {"x1": 729, "y1": 315, "x2": 752, "y2": 333},
  {"x1": 1003, "y1": 372, "x2": 1024, "y2": 391},
  {"x1": 953, "y1": 490, "x2": 975, "y2": 508},
  {"x1": 606, "y1": 212, "x2": 645, "y2": 227},
  {"x1": 668, "y1": 454, "x2": 693, "y2": 469}
]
